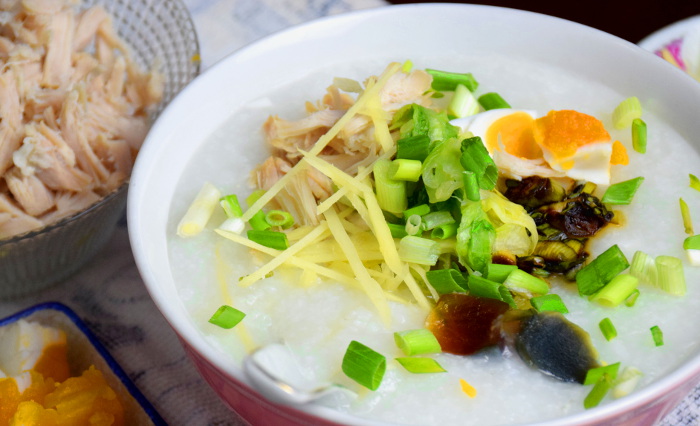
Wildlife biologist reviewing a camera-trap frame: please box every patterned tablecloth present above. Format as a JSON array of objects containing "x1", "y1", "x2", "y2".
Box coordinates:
[{"x1": 0, "y1": 1, "x2": 698, "y2": 425}]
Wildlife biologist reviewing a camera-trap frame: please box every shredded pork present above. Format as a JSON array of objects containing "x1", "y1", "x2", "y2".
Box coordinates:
[
  {"x1": 255, "y1": 68, "x2": 433, "y2": 225},
  {"x1": 0, "y1": 0, "x2": 163, "y2": 239}
]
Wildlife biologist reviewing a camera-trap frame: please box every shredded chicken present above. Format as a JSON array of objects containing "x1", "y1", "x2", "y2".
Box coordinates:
[
  {"x1": 255, "y1": 68, "x2": 433, "y2": 225},
  {"x1": 0, "y1": 0, "x2": 163, "y2": 239}
]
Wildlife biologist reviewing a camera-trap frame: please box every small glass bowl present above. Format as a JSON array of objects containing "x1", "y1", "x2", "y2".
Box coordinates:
[
  {"x1": 0, "y1": 302, "x2": 166, "y2": 425},
  {"x1": 0, "y1": 0, "x2": 200, "y2": 299}
]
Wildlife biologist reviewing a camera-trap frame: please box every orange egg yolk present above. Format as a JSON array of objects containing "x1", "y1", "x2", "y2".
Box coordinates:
[
  {"x1": 484, "y1": 112, "x2": 542, "y2": 160},
  {"x1": 533, "y1": 110, "x2": 611, "y2": 161}
]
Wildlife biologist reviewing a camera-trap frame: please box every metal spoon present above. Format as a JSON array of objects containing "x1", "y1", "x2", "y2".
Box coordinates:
[{"x1": 243, "y1": 343, "x2": 356, "y2": 405}]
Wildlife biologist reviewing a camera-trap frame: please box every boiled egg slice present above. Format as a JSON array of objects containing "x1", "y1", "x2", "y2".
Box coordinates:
[
  {"x1": 451, "y1": 109, "x2": 541, "y2": 159},
  {"x1": 0, "y1": 319, "x2": 70, "y2": 382},
  {"x1": 533, "y1": 110, "x2": 613, "y2": 185}
]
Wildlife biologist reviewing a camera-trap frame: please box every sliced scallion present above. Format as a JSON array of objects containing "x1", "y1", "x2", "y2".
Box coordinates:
[
  {"x1": 390, "y1": 159, "x2": 423, "y2": 182},
  {"x1": 398, "y1": 236, "x2": 440, "y2": 265},
  {"x1": 477, "y1": 92, "x2": 511, "y2": 110},
  {"x1": 690, "y1": 174, "x2": 700, "y2": 192},
  {"x1": 631, "y1": 118, "x2": 647, "y2": 154},
  {"x1": 342, "y1": 341, "x2": 386, "y2": 391},
  {"x1": 460, "y1": 136, "x2": 498, "y2": 190},
  {"x1": 374, "y1": 159, "x2": 407, "y2": 214},
  {"x1": 650, "y1": 325, "x2": 664, "y2": 347},
  {"x1": 246, "y1": 189, "x2": 266, "y2": 207},
  {"x1": 247, "y1": 230, "x2": 289, "y2": 250},
  {"x1": 405, "y1": 214, "x2": 423, "y2": 236},
  {"x1": 220, "y1": 194, "x2": 243, "y2": 218},
  {"x1": 265, "y1": 210, "x2": 295, "y2": 228},
  {"x1": 486, "y1": 263, "x2": 517, "y2": 283},
  {"x1": 249, "y1": 210, "x2": 271, "y2": 231},
  {"x1": 431, "y1": 223, "x2": 458, "y2": 239},
  {"x1": 448, "y1": 83, "x2": 480, "y2": 118},
  {"x1": 388, "y1": 223, "x2": 408, "y2": 238},
  {"x1": 502, "y1": 269, "x2": 550, "y2": 296},
  {"x1": 467, "y1": 275, "x2": 504, "y2": 301},
  {"x1": 218, "y1": 217, "x2": 245, "y2": 234},
  {"x1": 208, "y1": 305, "x2": 245, "y2": 329},
  {"x1": 422, "y1": 211, "x2": 455, "y2": 231},
  {"x1": 624, "y1": 289, "x2": 640, "y2": 307},
  {"x1": 584, "y1": 377, "x2": 612, "y2": 409},
  {"x1": 584, "y1": 363, "x2": 621, "y2": 386},
  {"x1": 404, "y1": 204, "x2": 430, "y2": 218},
  {"x1": 601, "y1": 177, "x2": 644, "y2": 205},
  {"x1": 576, "y1": 245, "x2": 630, "y2": 296},
  {"x1": 426, "y1": 269, "x2": 468, "y2": 294},
  {"x1": 590, "y1": 274, "x2": 639, "y2": 307},
  {"x1": 177, "y1": 182, "x2": 222, "y2": 237},
  {"x1": 396, "y1": 135, "x2": 431, "y2": 162},
  {"x1": 396, "y1": 357, "x2": 446, "y2": 374},
  {"x1": 684, "y1": 235, "x2": 700, "y2": 266},
  {"x1": 612, "y1": 96, "x2": 642, "y2": 129},
  {"x1": 680, "y1": 198, "x2": 694, "y2": 235},
  {"x1": 530, "y1": 294, "x2": 569, "y2": 314},
  {"x1": 394, "y1": 329, "x2": 442, "y2": 356},
  {"x1": 401, "y1": 59, "x2": 413, "y2": 73},
  {"x1": 612, "y1": 367, "x2": 643, "y2": 398},
  {"x1": 599, "y1": 317, "x2": 617, "y2": 341},
  {"x1": 462, "y1": 171, "x2": 480, "y2": 202},
  {"x1": 655, "y1": 255, "x2": 686, "y2": 296},
  {"x1": 425, "y1": 69, "x2": 479, "y2": 92},
  {"x1": 630, "y1": 250, "x2": 657, "y2": 286}
]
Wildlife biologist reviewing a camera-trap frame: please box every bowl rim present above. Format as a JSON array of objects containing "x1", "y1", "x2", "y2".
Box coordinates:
[{"x1": 129, "y1": 3, "x2": 700, "y2": 425}]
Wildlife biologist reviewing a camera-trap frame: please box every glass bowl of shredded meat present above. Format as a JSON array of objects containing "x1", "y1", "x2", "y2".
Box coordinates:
[{"x1": 0, "y1": 0, "x2": 199, "y2": 298}]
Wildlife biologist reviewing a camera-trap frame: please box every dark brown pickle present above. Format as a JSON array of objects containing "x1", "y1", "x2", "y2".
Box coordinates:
[
  {"x1": 541, "y1": 193, "x2": 613, "y2": 238},
  {"x1": 425, "y1": 293, "x2": 510, "y2": 355}
]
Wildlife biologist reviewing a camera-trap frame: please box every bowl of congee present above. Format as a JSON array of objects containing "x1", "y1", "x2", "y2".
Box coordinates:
[{"x1": 128, "y1": 4, "x2": 700, "y2": 425}]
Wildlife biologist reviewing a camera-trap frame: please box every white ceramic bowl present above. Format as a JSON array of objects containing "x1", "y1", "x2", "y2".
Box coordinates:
[{"x1": 128, "y1": 4, "x2": 700, "y2": 425}]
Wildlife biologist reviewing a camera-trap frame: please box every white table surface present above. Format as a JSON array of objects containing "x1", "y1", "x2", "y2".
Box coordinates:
[{"x1": 0, "y1": 1, "x2": 697, "y2": 425}]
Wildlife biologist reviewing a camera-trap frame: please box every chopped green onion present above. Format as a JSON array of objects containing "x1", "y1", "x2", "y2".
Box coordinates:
[
  {"x1": 498, "y1": 286, "x2": 516, "y2": 308},
  {"x1": 530, "y1": 294, "x2": 569, "y2": 314},
  {"x1": 395, "y1": 357, "x2": 446, "y2": 374},
  {"x1": 220, "y1": 194, "x2": 243, "y2": 218},
  {"x1": 448, "y1": 83, "x2": 480, "y2": 118},
  {"x1": 425, "y1": 69, "x2": 479, "y2": 92},
  {"x1": 265, "y1": 210, "x2": 295, "y2": 228},
  {"x1": 590, "y1": 274, "x2": 639, "y2": 307},
  {"x1": 464, "y1": 218, "x2": 496, "y2": 276},
  {"x1": 426, "y1": 269, "x2": 468, "y2": 294},
  {"x1": 421, "y1": 211, "x2": 455, "y2": 230},
  {"x1": 404, "y1": 204, "x2": 431, "y2": 218},
  {"x1": 612, "y1": 366, "x2": 643, "y2": 398},
  {"x1": 650, "y1": 325, "x2": 664, "y2": 347},
  {"x1": 401, "y1": 59, "x2": 413, "y2": 73},
  {"x1": 460, "y1": 137, "x2": 497, "y2": 190},
  {"x1": 462, "y1": 171, "x2": 480, "y2": 202},
  {"x1": 584, "y1": 363, "x2": 621, "y2": 386},
  {"x1": 477, "y1": 92, "x2": 511, "y2": 110},
  {"x1": 486, "y1": 263, "x2": 517, "y2": 283},
  {"x1": 467, "y1": 275, "x2": 504, "y2": 301},
  {"x1": 218, "y1": 217, "x2": 245, "y2": 234},
  {"x1": 247, "y1": 230, "x2": 289, "y2": 250},
  {"x1": 177, "y1": 182, "x2": 222, "y2": 237},
  {"x1": 631, "y1": 118, "x2": 647, "y2": 154},
  {"x1": 394, "y1": 329, "x2": 442, "y2": 356},
  {"x1": 208, "y1": 305, "x2": 245, "y2": 329},
  {"x1": 342, "y1": 341, "x2": 386, "y2": 391},
  {"x1": 690, "y1": 174, "x2": 700, "y2": 192},
  {"x1": 601, "y1": 177, "x2": 644, "y2": 205},
  {"x1": 624, "y1": 289, "x2": 640, "y2": 307},
  {"x1": 405, "y1": 214, "x2": 423, "y2": 236},
  {"x1": 249, "y1": 210, "x2": 271, "y2": 231},
  {"x1": 388, "y1": 223, "x2": 408, "y2": 238},
  {"x1": 246, "y1": 189, "x2": 266, "y2": 208},
  {"x1": 390, "y1": 159, "x2": 423, "y2": 182},
  {"x1": 655, "y1": 255, "x2": 686, "y2": 296},
  {"x1": 684, "y1": 235, "x2": 700, "y2": 266},
  {"x1": 502, "y1": 269, "x2": 550, "y2": 296},
  {"x1": 630, "y1": 250, "x2": 657, "y2": 286},
  {"x1": 431, "y1": 223, "x2": 458, "y2": 239},
  {"x1": 398, "y1": 236, "x2": 440, "y2": 265},
  {"x1": 680, "y1": 198, "x2": 694, "y2": 235},
  {"x1": 584, "y1": 377, "x2": 612, "y2": 409},
  {"x1": 374, "y1": 159, "x2": 407, "y2": 215},
  {"x1": 576, "y1": 245, "x2": 630, "y2": 296},
  {"x1": 599, "y1": 317, "x2": 617, "y2": 341},
  {"x1": 612, "y1": 96, "x2": 642, "y2": 129},
  {"x1": 396, "y1": 135, "x2": 431, "y2": 161}
]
